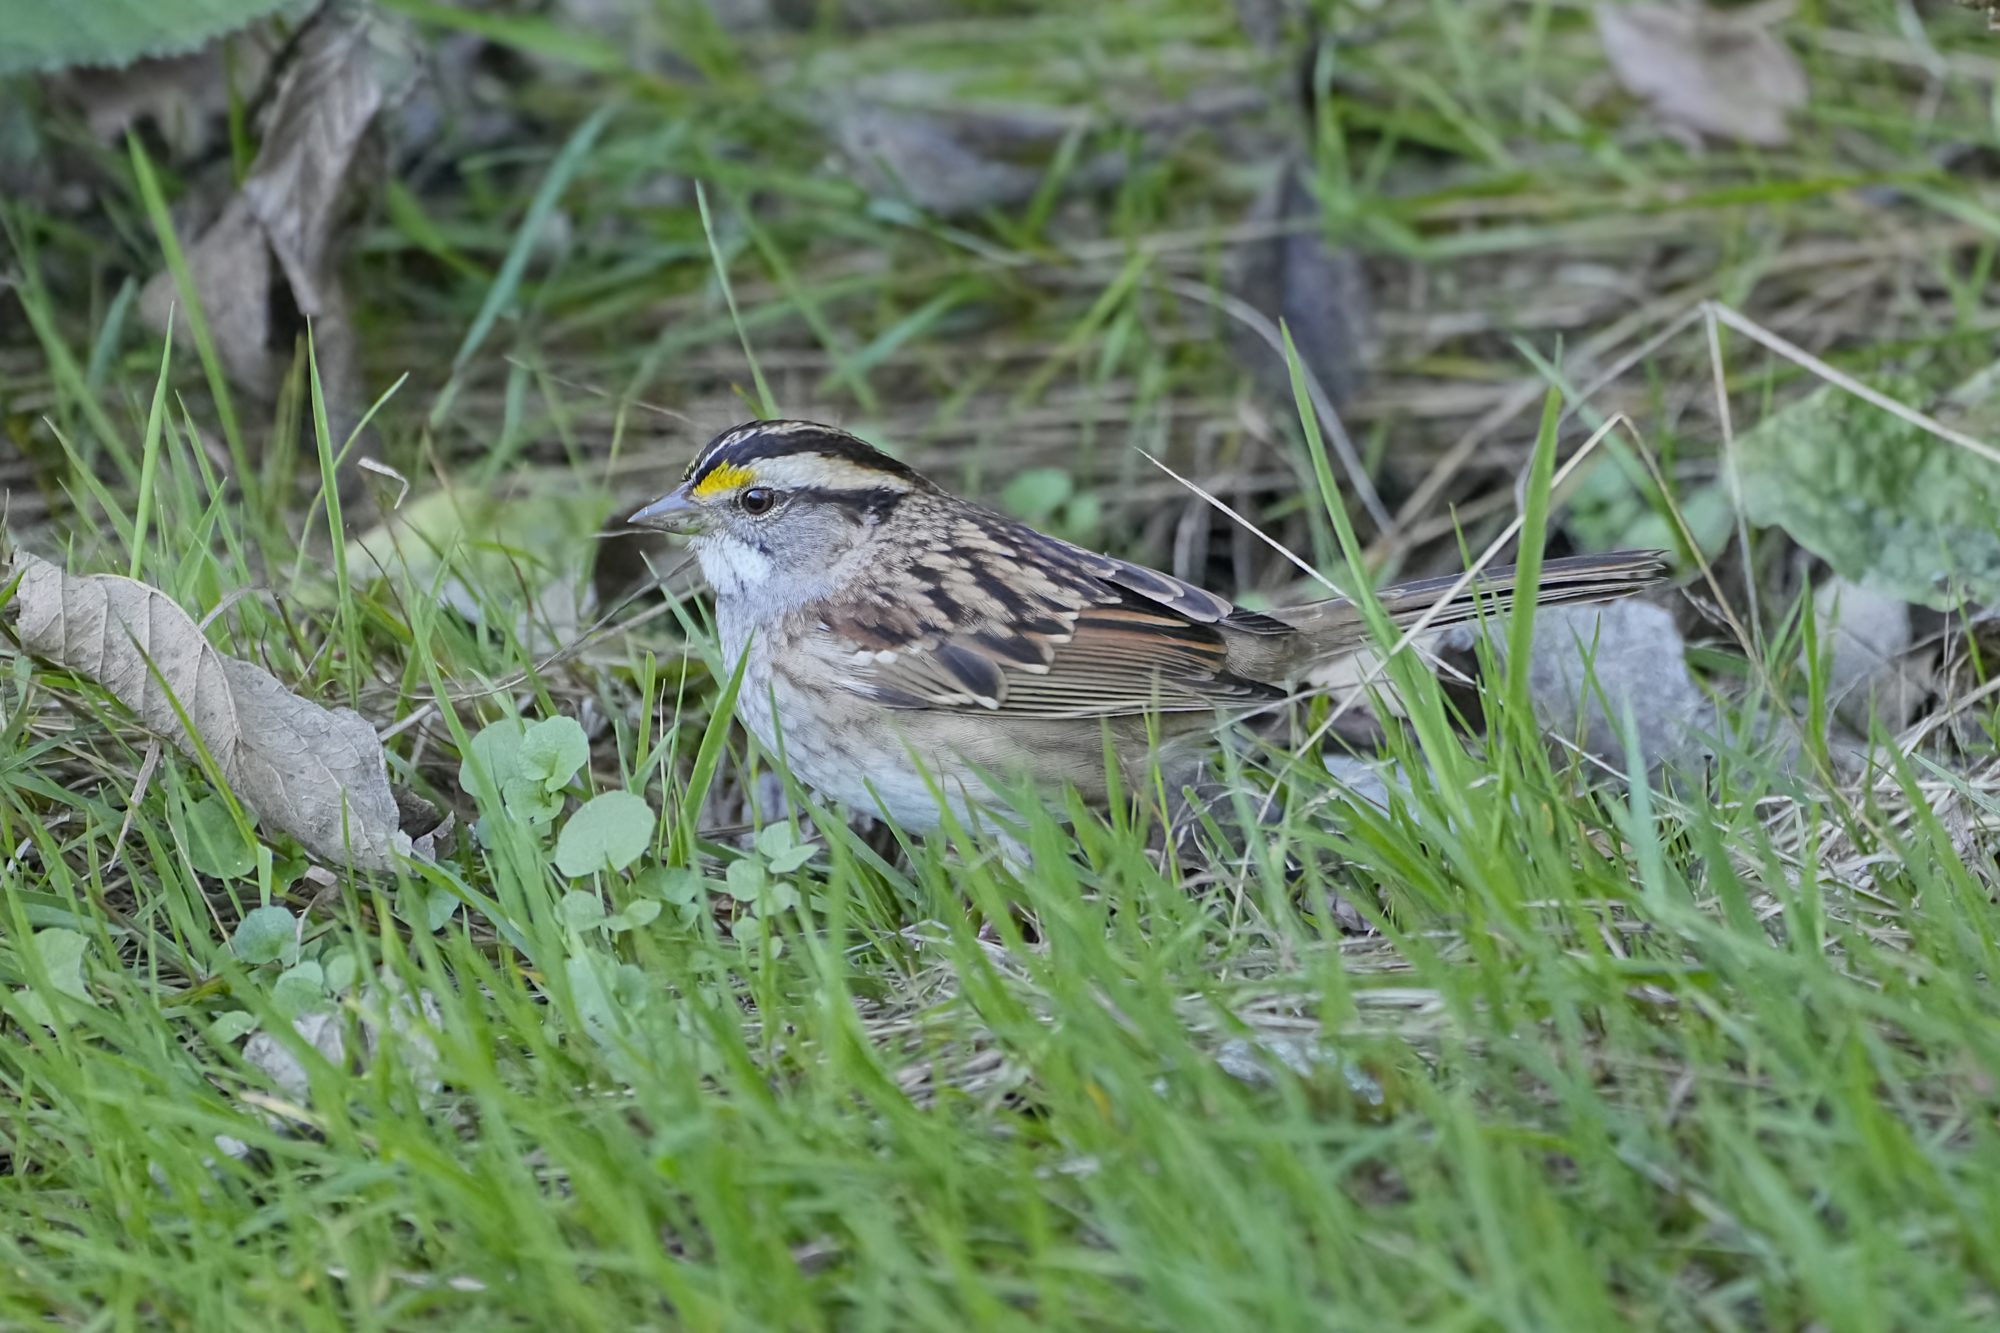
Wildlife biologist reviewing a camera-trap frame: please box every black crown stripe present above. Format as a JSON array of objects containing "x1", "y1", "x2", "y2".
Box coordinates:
[{"x1": 687, "y1": 422, "x2": 929, "y2": 491}]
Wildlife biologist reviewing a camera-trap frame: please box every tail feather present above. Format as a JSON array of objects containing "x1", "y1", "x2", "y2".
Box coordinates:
[{"x1": 1270, "y1": 549, "x2": 1670, "y2": 666}]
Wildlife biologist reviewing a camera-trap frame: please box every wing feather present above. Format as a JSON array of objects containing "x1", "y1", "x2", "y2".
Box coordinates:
[{"x1": 819, "y1": 504, "x2": 1281, "y2": 720}]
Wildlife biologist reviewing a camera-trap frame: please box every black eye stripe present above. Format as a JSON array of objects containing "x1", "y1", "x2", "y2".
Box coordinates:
[
  {"x1": 792, "y1": 486, "x2": 907, "y2": 521},
  {"x1": 724, "y1": 485, "x2": 900, "y2": 522}
]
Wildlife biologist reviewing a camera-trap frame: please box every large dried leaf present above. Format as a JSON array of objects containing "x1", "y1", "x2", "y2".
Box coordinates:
[
  {"x1": 8, "y1": 553, "x2": 415, "y2": 870},
  {"x1": 1596, "y1": 2, "x2": 1806, "y2": 147},
  {"x1": 140, "y1": 1, "x2": 418, "y2": 422},
  {"x1": 241, "y1": 4, "x2": 417, "y2": 314}
]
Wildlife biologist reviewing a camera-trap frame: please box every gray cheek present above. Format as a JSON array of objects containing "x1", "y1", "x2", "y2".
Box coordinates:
[{"x1": 699, "y1": 510, "x2": 864, "y2": 610}]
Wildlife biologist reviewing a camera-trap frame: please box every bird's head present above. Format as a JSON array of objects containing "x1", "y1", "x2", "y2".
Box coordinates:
[{"x1": 630, "y1": 420, "x2": 935, "y2": 605}]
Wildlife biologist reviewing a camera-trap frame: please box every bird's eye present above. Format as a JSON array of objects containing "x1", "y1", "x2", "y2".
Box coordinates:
[{"x1": 737, "y1": 486, "x2": 778, "y2": 517}]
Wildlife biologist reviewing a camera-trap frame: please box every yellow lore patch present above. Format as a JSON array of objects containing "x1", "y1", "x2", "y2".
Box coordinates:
[{"x1": 691, "y1": 462, "x2": 756, "y2": 498}]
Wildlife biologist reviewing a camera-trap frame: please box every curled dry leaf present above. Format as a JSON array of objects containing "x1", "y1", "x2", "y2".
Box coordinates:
[
  {"x1": 8, "y1": 552, "x2": 418, "y2": 870},
  {"x1": 139, "y1": 0, "x2": 419, "y2": 428},
  {"x1": 1595, "y1": 2, "x2": 1806, "y2": 147}
]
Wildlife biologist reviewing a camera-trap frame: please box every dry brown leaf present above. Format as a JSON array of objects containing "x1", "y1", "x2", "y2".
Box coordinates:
[
  {"x1": 145, "y1": 194, "x2": 294, "y2": 401},
  {"x1": 1595, "y1": 2, "x2": 1806, "y2": 147},
  {"x1": 8, "y1": 552, "x2": 416, "y2": 870},
  {"x1": 140, "y1": 1, "x2": 418, "y2": 422}
]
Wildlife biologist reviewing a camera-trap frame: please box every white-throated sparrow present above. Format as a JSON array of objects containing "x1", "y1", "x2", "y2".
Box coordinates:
[{"x1": 632, "y1": 420, "x2": 1666, "y2": 836}]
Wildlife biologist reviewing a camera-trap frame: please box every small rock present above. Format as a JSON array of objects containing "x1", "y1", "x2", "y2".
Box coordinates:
[
  {"x1": 240, "y1": 978, "x2": 444, "y2": 1102},
  {"x1": 1215, "y1": 1034, "x2": 1384, "y2": 1104},
  {"x1": 1812, "y1": 577, "x2": 1932, "y2": 734},
  {"x1": 1322, "y1": 753, "x2": 1402, "y2": 813},
  {"x1": 359, "y1": 977, "x2": 444, "y2": 1096},
  {"x1": 244, "y1": 1011, "x2": 347, "y2": 1104},
  {"x1": 1521, "y1": 600, "x2": 1712, "y2": 774}
]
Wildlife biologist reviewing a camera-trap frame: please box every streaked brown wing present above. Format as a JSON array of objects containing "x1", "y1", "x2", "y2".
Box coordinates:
[
  {"x1": 1038, "y1": 532, "x2": 1297, "y2": 638},
  {"x1": 818, "y1": 506, "x2": 1283, "y2": 720}
]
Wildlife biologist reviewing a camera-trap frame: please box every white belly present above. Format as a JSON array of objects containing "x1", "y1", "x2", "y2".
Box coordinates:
[{"x1": 717, "y1": 611, "x2": 991, "y2": 835}]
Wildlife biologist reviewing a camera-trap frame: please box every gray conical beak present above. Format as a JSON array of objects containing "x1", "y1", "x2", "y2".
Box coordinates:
[{"x1": 629, "y1": 484, "x2": 701, "y2": 533}]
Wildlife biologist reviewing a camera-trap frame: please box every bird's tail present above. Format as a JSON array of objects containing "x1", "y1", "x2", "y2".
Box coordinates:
[{"x1": 1271, "y1": 548, "x2": 1671, "y2": 664}]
